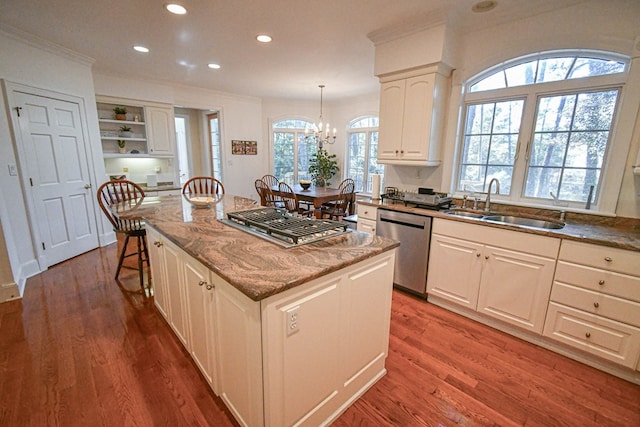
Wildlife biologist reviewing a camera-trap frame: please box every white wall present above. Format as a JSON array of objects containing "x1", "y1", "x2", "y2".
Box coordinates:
[{"x1": 0, "y1": 30, "x2": 106, "y2": 295}]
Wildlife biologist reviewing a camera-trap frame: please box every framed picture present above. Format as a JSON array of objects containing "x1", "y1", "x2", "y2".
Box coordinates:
[{"x1": 231, "y1": 140, "x2": 258, "y2": 155}]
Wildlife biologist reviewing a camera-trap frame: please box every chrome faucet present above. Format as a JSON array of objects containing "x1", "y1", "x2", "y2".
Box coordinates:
[{"x1": 484, "y1": 178, "x2": 500, "y2": 212}]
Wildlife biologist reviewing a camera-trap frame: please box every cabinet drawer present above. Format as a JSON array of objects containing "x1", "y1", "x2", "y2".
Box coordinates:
[
  {"x1": 550, "y1": 282, "x2": 640, "y2": 327},
  {"x1": 356, "y1": 204, "x2": 377, "y2": 221},
  {"x1": 559, "y1": 240, "x2": 640, "y2": 276},
  {"x1": 544, "y1": 302, "x2": 640, "y2": 368},
  {"x1": 555, "y1": 261, "x2": 640, "y2": 302}
]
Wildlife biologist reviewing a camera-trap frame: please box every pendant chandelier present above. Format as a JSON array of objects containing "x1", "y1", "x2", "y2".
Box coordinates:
[{"x1": 305, "y1": 84, "x2": 336, "y2": 150}]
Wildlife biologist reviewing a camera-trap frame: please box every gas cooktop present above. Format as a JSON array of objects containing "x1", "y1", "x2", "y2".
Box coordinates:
[{"x1": 220, "y1": 207, "x2": 350, "y2": 248}]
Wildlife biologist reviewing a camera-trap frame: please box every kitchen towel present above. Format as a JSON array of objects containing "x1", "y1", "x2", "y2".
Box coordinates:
[{"x1": 371, "y1": 174, "x2": 381, "y2": 199}]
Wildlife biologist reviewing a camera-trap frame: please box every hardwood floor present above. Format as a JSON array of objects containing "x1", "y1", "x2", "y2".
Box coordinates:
[{"x1": 1, "y1": 245, "x2": 638, "y2": 426}]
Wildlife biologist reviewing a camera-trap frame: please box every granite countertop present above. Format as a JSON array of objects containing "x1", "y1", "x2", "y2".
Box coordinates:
[
  {"x1": 127, "y1": 194, "x2": 399, "y2": 301},
  {"x1": 358, "y1": 198, "x2": 640, "y2": 252}
]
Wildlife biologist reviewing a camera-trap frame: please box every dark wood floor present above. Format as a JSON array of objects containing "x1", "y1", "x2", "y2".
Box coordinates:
[{"x1": 1, "y1": 245, "x2": 638, "y2": 426}]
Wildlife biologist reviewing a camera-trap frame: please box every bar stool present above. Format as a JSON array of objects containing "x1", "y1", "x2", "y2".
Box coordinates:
[
  {"x1": 97, "y1": 180, "x2": 149, "y2": 293},
  {"x1": 182, "y1": 176, "x2": 225, "y2": 195}
]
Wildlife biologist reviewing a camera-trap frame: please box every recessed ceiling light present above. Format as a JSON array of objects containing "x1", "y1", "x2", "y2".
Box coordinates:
[
  {"x1": 208, "y1": 63, "x2": 221, "y2": 69},
  {"x1": 256, "y1": 34, "x2": 272, "y2": 43},
  {"x1": 472, "y1": 0, "x2": 497, "y2": 13},
  {"x1": 165, "y1": 3, "x2": 187, "y2": 15},
  {"x1": 133, "y1": 45, "x2": 149, "y2": 53}
]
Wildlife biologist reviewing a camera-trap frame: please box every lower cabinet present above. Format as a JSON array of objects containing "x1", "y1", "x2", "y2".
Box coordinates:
[
  {"x1": 356, "y1": 204, "x2": 377, "y2": 234},
  {"x1": 148, "y1": 223, "x2": 396, "y2": 426},
  {"x1": 427, "y1": 218, "x2": 559, "y2": 334},
  {"x1": 147, "y1": 225, "x2": 218, "y2": 393}
]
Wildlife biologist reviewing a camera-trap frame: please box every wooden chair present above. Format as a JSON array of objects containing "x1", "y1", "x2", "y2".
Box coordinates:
[
  {"x1": 97, "y1": 180, "x2": 149, "y2": 293},
  {"x1": 320, "y1": 179, "x2": 355, "y2": 221},
  {"x1": 277, "y1": 182, "x2": 312, "y2": 216},
  {"x1": 261, "y1": 174, "x2": 279, "y2": 189},
  {"x1": 322, "y1": 178, "x2": 355, "y2": 211},
  {"x1": 255, "y1": 178, "x2": 280, "y2": 207},
  {"x1": 182, "y1": 176, "x2": 225, "y2": 195}
]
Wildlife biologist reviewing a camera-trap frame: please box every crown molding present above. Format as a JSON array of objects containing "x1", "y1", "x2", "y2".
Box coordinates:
[
  {"x1": 0, "y1": 24, "x2": 94, "y2": 66},
  {"x1": 367, "y1": 8, "x2": 448, "y2": 45}
]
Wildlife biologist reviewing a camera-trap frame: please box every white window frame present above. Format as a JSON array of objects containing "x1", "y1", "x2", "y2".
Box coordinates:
[
  {"x1": 453, "y1": 50, "x2": 636, "y2": 214},
  {"x1": 345, "y1": 116, "x2": 381, "y2": 195},
  {"x1": 271, "y1": 118, "x2": 316, "y2": 185}
]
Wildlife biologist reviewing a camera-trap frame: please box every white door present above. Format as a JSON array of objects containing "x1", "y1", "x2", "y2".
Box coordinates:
[{"x1": 12, "y1": 89, "x2": 98, "y2": 267}]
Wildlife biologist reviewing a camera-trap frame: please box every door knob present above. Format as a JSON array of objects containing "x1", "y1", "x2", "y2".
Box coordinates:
[{"x1": 84, "y1": 183, "x2": 91, "y2": 189}]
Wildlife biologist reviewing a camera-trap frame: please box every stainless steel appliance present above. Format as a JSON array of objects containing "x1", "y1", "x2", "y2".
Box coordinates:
[
  {"x1": 376, "y1": 209, "x2": 432, "y2": 297},
  {"x1": 381, "y1": 187, "x2": 452, "y2": 210},
  {"x1": 220, "y1": 207, "x2": 350, "y2": 248}
]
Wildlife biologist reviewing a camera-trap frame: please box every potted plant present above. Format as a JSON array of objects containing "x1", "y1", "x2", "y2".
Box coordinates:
[
  {"x1": 119, "y1": 125, "x2": 132, "y2": 138},
  {"x1": 308, "y1": 148, "x2": 339, "y2": 187},
  {"x1": 117, "y1": 139, "x2": 127, "y2": 154},
  {"x1": 113, "y1": 106, "x2": 127, "y2": 120}
]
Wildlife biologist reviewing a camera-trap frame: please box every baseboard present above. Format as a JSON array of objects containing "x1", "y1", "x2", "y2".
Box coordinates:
[{"x1": 0, "y1": 281, "x2": 20, "y2": 302}]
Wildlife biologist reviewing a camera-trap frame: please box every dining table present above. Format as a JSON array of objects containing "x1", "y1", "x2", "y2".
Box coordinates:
[{"x1": 271, "y1": 184, "x2": 356, "y2": 219}]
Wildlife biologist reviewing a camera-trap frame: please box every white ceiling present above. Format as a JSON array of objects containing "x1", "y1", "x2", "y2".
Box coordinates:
[{"x1": 0, "y1": 0, "x2": 587, "y2": 100}]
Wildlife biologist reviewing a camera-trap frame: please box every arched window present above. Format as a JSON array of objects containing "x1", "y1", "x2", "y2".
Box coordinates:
[
  {"x1": 346, "y1": 116, "x2": 382, "y2": 194},
  {"x1": 272, "y1": 119, "x2": 317, "y2": 185},
  {"x1": 456, "y1": 50, "x2": 629, "y2": 210}
]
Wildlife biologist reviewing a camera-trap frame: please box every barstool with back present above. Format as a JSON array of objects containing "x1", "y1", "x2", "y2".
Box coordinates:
[
  {"x1": 182, "y1": 176, "x2": 225, "y2": 196},
  {"x1": 97, "y1": 180, "x2": 149, "y2": 293}
]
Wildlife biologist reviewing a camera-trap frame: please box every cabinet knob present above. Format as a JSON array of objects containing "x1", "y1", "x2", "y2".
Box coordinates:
[
  {"x1": 206, "y1": 284, "x2": 214, "y2": 291},
  {"x1": 395, "y1": 150, "x2": 399, "y2": 154},
  {"x1": 485, "y1": 255, "x2": 489, "y2": 260},
  {"x1": 604, "y1": 256, "x2": 613, "y2": 262},
  {"x1": 598, "y1": 280, "x2": 605, "y2": 286},
  {"x1": 593, "y1": 302, "x2": 599, "y2": 308},
  {"x1": 400, "y1": 150, "x2": 404, "y2": 154},
  {"x1": 198, "y1": 280, "x2": 207, "y2": 287},
  {"x1": 154, "y1": 241, "x2": 163, "y2": 247},
  {"x1": 585, "y1": 332, "x2": 591, "y2": 338},
  {"x1": 476, "y1": 252, "x2": 481, "y2": 257}
]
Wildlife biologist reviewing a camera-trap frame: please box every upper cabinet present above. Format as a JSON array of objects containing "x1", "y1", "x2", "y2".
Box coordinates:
[
  {"x1": 377, "y1": 65, "x2": 451, "y2": 166},
  {"x1": 96, "y1": 96, "x2": 175, "y2": 158}
]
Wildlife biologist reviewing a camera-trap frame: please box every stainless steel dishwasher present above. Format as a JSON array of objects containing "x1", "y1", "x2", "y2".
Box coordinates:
[{"x1": 376, "y1": 209, "x2": 432, "y2": 298}]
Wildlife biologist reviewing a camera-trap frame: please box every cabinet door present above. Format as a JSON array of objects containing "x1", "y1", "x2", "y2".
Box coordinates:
[
  {"x1": 145, "y1": 106, "x2": 175, "y2": 156},
  {"x1": 147, "y1": 226, "x2": 170, "y2": 319},
  {"x1": 477, "y1": 245, "x2": 555, "y2": 334},
  {"x1": 183, "y1": 254, "x2": 218, "y2": 392},
  {"x1": 401, "y1": 74, "x2": 434, "y2": 162},
  {"x1": 377, "y1": 80, "x2": 405, "y2": 160},
  {"x1": 164, "y1": 240, "x2": 189, "y2": 348},
  {"x1": 215, "y1": 276, "x2": 264, "y2": 427},
  {"x1": 427, "y1": 233, "x2": 483, "y2": 309}
]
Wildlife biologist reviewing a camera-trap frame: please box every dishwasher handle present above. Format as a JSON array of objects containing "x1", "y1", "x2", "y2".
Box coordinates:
[{"x1": 377, "y1": 210, "x2": 429, "y2": 229}]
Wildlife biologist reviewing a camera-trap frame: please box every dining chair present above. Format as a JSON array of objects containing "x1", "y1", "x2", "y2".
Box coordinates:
[
  {"x1": 278, "y1": 182, "x2": 313, "y2": 216},
  {"x1": 261, "y1": 174, "x2": 279, "y2": 189},
  {"x1": 320, "y1": 179, "x2": 355, "y2": 220},
  {"x1": 182, "y1": 176, "x2": 225, "y2": 195},
  {"x1": 97, "y1": 180, "x2": 149, "y2": 293},
  {"x1": 322, "y1": 178, "x2": 355, "y2": 211}
]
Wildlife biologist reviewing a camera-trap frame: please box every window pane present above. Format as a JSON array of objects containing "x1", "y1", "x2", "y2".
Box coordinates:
[
  {"x1": 273, "y1": 132, "x2": 294, "y2": 181},
  {"x1": 459, "y1": 100, "x2": 522, "y2": 193},
  {"x1": 297, "y1": 135, "x2": 316, "y2": 182},
  {"x1": 537, "y1": 57, "x2": 574, "y2": 83},
  {"x1": 367, "y1": 131, "x2": 383, "y2": 193},
  {"x1": 526, "y1": 89, "x2": 618, "y2": 203},
  {"x1": 569, "y1": 58, "x2": 625, "y2": 79},
  {"x1": 350, "y1": 116, "x2": 379, "y2": 128},
  {"x1": 529, "y1": 132, "x2": 568, "y2": 167},
  {"x1": 535, "y1": 95, "x2": 576, "y2": 132},
  {"x1": 505, "y1": 60, "x2": 537, "y2": 87},
  {"x1": 470, "y1": 71, "x2": 506, "y2": 92},
  {"x1": 348, "y1": 132, "x2": 366, "y2": 192}
]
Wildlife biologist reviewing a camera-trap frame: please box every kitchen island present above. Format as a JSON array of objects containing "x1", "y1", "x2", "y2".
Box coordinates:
[{"x1": 120, "y1": 194, "x2": 399, "y2": 426}]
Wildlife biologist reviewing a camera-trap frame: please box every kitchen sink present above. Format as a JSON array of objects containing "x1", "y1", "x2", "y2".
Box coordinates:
[
  {"x1": 444, "y1": 210, "x2": 485, "y2": 219},
  {"x1": 482, "y1": 215, "x2": 565, "y2": 230}
]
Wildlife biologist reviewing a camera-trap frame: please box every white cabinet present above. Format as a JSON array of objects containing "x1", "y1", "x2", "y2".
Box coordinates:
[
  {"x1": 96, "y1": 96, "x2": 175, "y2": 158},
  {"x1": 145, "y1": 106, "x2": 175, "y2": 156},
  {"x1": 183, "y1": 255, "x2": 218, "y2": 391},
  {"x1": 427, "y1": 218, "x2": 559, "y2": 334},
  {"x1": 543, "y1": 240, "x2": 640, "y2": 369},
  {"x1": 377, "y1": 69, "x2": 449, "y2": 166},
  {"x1": 356, "y1": 204, "x2": 377, "y2": 234},
  {"x1": 147, "y1": 225, "x2": 219, "y2": 393},
  {"x1": 147, "y1": 226, "x2": 170, "y2": 319}
]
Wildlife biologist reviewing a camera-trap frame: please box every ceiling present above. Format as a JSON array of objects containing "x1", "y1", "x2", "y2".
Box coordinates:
[{"x1": 0, "y1": 0, "x2": 587, "y2": 101}]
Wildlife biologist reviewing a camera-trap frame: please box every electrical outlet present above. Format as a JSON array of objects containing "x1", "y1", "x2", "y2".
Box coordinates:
[{"x1": 286, "y1": 307, "x2": 300, "y2": 336}]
